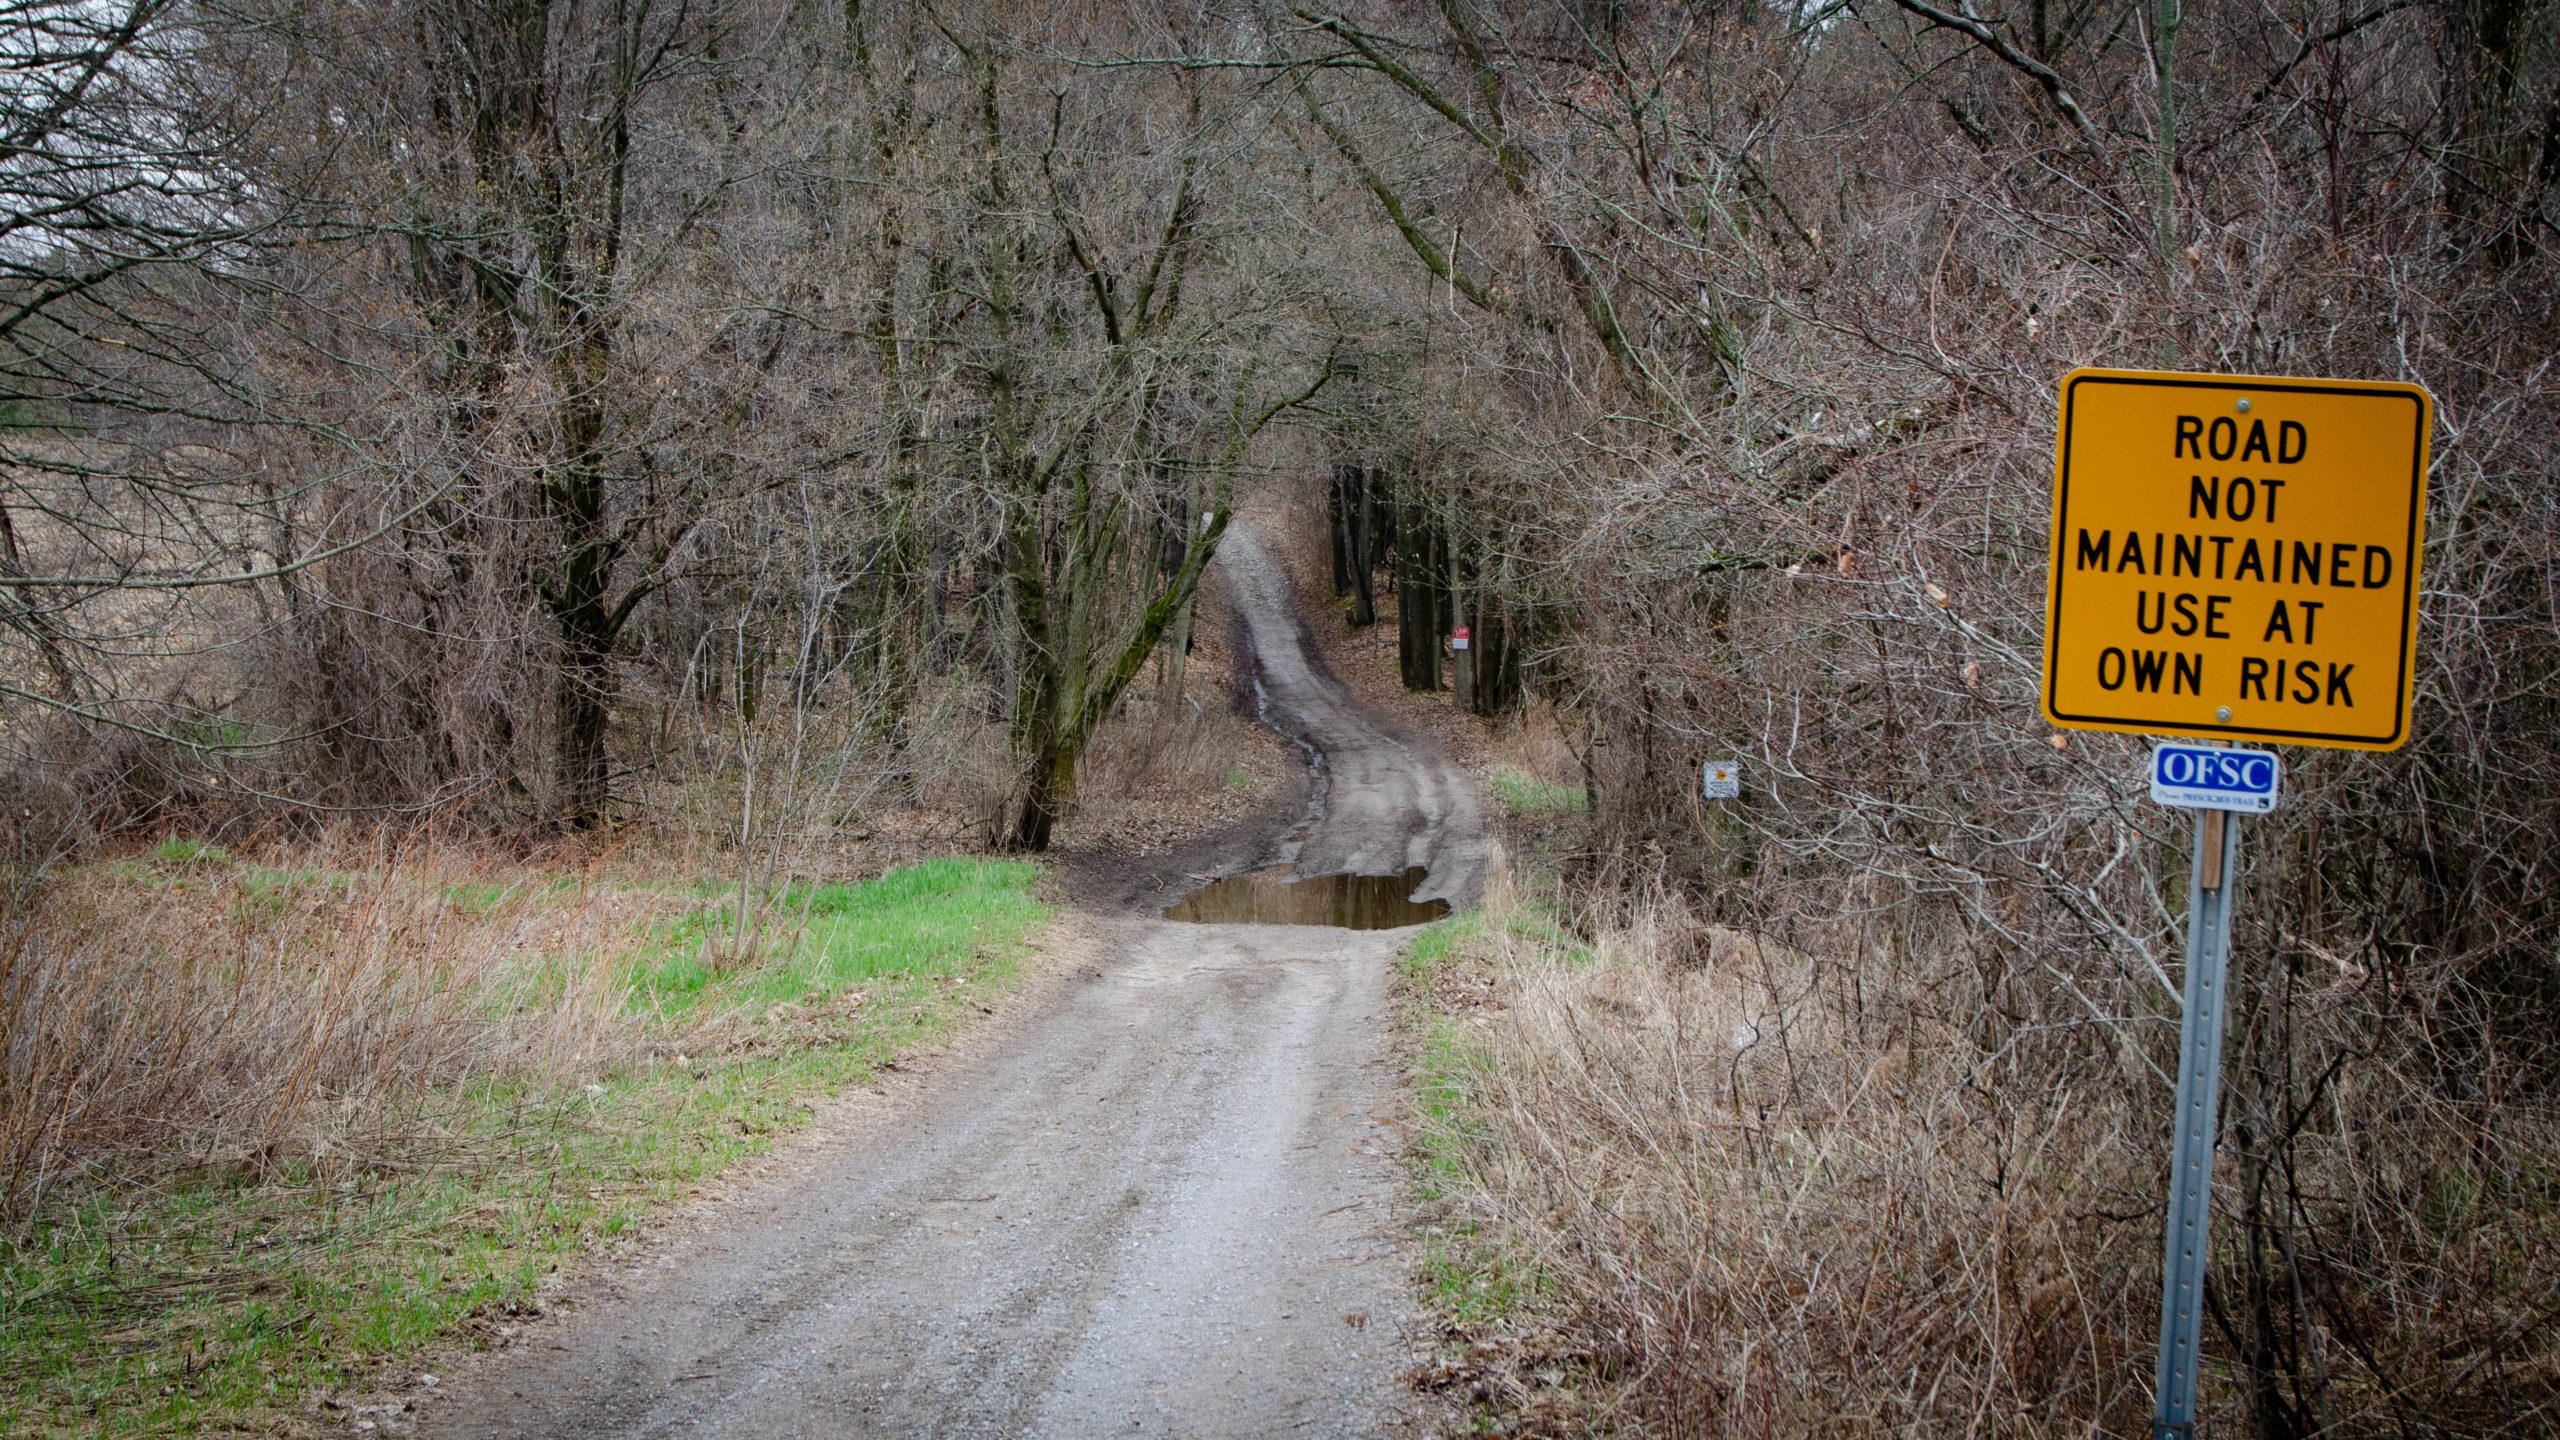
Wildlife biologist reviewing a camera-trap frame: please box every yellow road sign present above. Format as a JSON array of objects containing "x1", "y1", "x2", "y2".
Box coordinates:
[{"x1": 2042, "y1": 368, "x2": 2432, "y2": 750}]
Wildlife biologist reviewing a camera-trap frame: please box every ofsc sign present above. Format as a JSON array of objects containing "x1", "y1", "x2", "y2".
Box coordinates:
[
  {"x1": 2151, "y1": 743, "x2": 2282, "y2": 812},
  {"x1": 2042, "y1": 368, "x2": 2432, "y2": 750}
]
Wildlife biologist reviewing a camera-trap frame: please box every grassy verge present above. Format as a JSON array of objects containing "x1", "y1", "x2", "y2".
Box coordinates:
[
  {"x1": 1396, "y1": 884, "x2": 1603, "y2": 1432},
  {"x1": 0, "y1": 856, "x2": 1047, "y2": 1438},
  {"x1": 1401, "y1": 915, "x2": 1537, "y2": 1330},
  {"x1": 1487, "y1": 768, "x2": 1585, "y2": 816}
]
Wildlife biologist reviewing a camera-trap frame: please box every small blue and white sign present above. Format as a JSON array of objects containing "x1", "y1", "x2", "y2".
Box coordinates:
[{"x1": 2151, "y1": 743, "x2": 2282, "y2": 812}]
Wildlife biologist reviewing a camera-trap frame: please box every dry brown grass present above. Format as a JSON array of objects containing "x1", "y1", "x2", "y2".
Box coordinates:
[
  {"x1": 1482, "y1": 709, "x2": 1579, "y2": 791},
  {"x1": 1414, "y1": 863, "x2": 2560, "y2": 1437},
  {"x1": 0, "y1": 838, "x2": 676, "y2": 1219},
  {"x1": 0, "y1": 831, "x2": 1048, "y2": 1434},
  {"x1": 1059, "y1": 571, "x2": 1294, "y2": 853},
  {"x1": 1075, "y1": 700, "x2": 1275, "y2": 814}
]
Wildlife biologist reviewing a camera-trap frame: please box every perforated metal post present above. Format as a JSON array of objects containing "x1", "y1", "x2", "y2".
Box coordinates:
[{"x1": 2153, "y1": 806, "x2": 2240, "y2": 1439}]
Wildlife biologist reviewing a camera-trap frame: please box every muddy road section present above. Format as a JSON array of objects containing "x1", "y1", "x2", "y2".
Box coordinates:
[
  {"x1": 1213, "y1": 527, "x2": 1488, "y2": 910},
  {"x1": 411, "y1": 518, "x2": 1481, "y2": 1439},
  {"x1": 1052, "y1": 522, "x2": 1485, "y2": 918}
]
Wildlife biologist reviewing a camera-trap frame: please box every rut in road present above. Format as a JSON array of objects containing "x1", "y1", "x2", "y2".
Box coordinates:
[
  {"x1": 411, "y1": 518, "x2": 1483, "y2": 1439},
  {"x1": 1217, "y1": 526, "x2": 1487, "y2": 907}
]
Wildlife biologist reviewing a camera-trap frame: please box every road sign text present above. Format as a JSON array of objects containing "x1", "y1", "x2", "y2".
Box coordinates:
[
  {"x1": 2150, "y1": 744, "x2": 2282, "y2": 812},
  {"x1": 2042, "y1": 369, "x2": 2432, "y2": 750}
]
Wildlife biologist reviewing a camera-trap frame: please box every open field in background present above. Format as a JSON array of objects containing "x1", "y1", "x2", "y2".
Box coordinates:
[
  {"x1": 0, "y1": 842, "x2": 1049, "y2": 1437},
  {"x1": 1401, "y1": 857, "x2": 2560, "y2": 1438}
]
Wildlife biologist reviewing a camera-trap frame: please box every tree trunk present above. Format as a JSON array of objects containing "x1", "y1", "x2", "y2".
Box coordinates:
[
  {"x1": 1397, "y1": 500, "x2": 1442, "y2": 690},
  {"x1": 1349, "y1": 466, "x2": 1377, "y2": 627},
  {"x1": 1466, "y1": 551, "x2": 1521, "y2": 717},
  {"x1": 1009, "y1": 725, "x2": 1075, "y2": 853},
  {"x1": 1450, "y1": 537, "x2": 1473, "y2": 711},
  {"x1": 2441, "y1": 0, "x2": 2546, "y2": 260},
  {"x1": 1327, "y1": 463, "x2": 1355, "y2": 596},
  {"x1": 1470, "y1": 599, "x2": 1505, "y2": 716},
  {"x1": 545, "y1": 385, "x2": 622, "y2": 826},
  {"x1": 999, "y1": 478, "x2": 1059, "y2": 849},
  {"x1": 554, "y1": 622, "x2": 615, "y2": 826},
  {"x1": 1162, "y1": 589, "x2": 1197, "y2": 706}
]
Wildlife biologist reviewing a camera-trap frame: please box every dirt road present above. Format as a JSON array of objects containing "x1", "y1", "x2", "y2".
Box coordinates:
[
  {"x1": 410, "y1": 521, "x2": 1482, "y2": 1439},
  {"x1": 1215, "y1": 528, "x2": 1487, "y2": 910}
]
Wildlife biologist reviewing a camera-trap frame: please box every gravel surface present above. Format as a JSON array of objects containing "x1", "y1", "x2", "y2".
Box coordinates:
[{"x1": 407, "y1": 519, "x2": 1481, "y2": 1439}]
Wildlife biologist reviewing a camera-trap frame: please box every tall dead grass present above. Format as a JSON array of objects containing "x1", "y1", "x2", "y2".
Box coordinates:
[
  {"x1": 0, "y1": 840, "x2": 674, "y2": 1220},
  {"x1": 1421, "y1": 863, "x2": 2560, "y2": 1436},
  {"x1": 1078, "y1": 697, "x2": 1262, "y2": 802}
]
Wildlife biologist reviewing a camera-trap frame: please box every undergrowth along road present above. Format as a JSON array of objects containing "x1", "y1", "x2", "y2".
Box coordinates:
[
  {"x1": 1, "y1": 854, "x2": 1051, "y2": 1439},
  {"x1": 1395, "y1": 874, "x2": 1611, "y2": 1436}
]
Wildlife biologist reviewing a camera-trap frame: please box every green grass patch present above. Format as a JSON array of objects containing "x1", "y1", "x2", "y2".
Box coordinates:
[
  {"x1": 150, "y1": 838, "x2": 231, "y2": 867},
  {"x1": 438, "y1": 875, "x2": 584, "y2": 917},
  {"x1": 1488, "y1": 767, "x2": 1586, "y2": 815},
  {"x1": 1398, "y1": 893, "x2": 1590, "y2": 981},
  {"x1": 1, "y1": 858, "x2": 1050, "y2": 1438},
  {"x1": 630, "y1": 858, "x2": 1042, "y2": 1020},
  {"x1": 1397, "y1": 909, "x2": 1554, "y2": 1330},
  {"x1": 1396, "y1": 906, "x2": 1470, "y2": 981}
]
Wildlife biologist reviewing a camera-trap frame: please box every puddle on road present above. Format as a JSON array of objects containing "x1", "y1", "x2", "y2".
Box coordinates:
[{"x1": 1162, "y1": 865, "x2": 1450, "y2": 930}]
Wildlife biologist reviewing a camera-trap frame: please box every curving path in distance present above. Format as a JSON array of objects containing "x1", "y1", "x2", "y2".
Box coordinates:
[{"x1": 1214, "y1": 524, "x2": 1488, "y2": 909}]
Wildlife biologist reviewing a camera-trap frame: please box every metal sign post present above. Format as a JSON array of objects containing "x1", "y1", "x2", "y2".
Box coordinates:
[
  {"x1": 2152, "y1": 804, "x2": 2241, "y2": 1439},
  {"x1": 2036, "y1": 367, "x2": 2435, "y2": 1437}
]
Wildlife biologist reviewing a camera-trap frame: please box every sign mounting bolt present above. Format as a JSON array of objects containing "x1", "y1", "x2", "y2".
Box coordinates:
[
  {"x1": 2235, "y1": 398, "x2": 2252, "y2": 412},
  {"x1": 2217, "y1": 706, "x2": 2233, "y2": 721}
]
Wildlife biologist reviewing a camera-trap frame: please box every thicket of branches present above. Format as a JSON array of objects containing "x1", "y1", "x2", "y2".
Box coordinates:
[
  {"x1": 1273, "y1": 0, "x2": 2557, "y2": 1431},
  {"x1": 0, "y1": 0, "x2": 1335, "y2": 855}
]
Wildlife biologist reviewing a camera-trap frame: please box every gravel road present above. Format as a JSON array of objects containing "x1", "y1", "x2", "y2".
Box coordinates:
[{"x1": 409, "y1": 519, "x2": 1482, "y2": 1439}]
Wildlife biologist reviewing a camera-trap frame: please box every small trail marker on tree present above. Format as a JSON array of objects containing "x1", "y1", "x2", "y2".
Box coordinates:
[{"x1": 2040, "y1": 367, "x2": 2432, "y2": 1440}]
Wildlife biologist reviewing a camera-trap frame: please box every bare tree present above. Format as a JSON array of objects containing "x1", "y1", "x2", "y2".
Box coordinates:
[{"x1": 836, "y1": 10, "x2": 1339, "y2": 850}]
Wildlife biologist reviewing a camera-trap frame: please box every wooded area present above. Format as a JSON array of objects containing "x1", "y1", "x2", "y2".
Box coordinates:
[{"x1": 4, "y1": 0, "x2": 2556, "y2": 1430}]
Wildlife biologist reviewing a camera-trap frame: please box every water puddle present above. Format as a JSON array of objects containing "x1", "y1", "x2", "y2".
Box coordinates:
[{"x1": 1162, "y1": 865, "x2": 1450, "y2": 930}]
